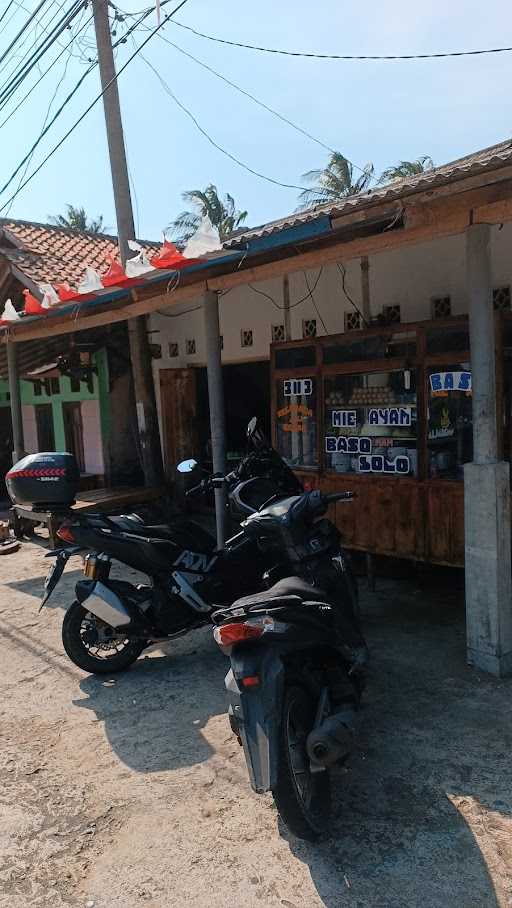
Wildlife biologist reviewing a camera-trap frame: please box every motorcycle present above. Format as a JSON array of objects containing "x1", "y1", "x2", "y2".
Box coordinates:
[
  {"x1": 212, "y1": 488, "x2": 368, "y2": 841},
  {"x1": 36, "y1": 419, "x2": 302, "y2": 675}
]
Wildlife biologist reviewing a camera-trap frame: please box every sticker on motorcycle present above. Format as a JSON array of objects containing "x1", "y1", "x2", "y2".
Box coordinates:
[{"x1": 173, "y1": 550, "x2": 217, "y2": 573}]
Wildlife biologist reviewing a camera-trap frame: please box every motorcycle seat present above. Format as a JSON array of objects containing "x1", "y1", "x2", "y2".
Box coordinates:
[{"x1": 230, "y1": 576, "x2": 329, "y2": 611}]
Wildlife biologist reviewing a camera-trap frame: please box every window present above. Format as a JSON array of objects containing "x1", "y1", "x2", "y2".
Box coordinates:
[
  {"x1": 302, "y1": 318, "x2": 317, "y2": 338},
  {"x1": 50, "y1": 377, "x2": 60, "y2": 395},
  {"x1": 382, "y1": 304, "x2": 401, "y2": 324},
  {"x1": 63, "y1": 402, "x2": 85, "y2": 472},
  {"x1": 275, "y1": 376, "x2": 318, "y2": 468},
  {"x1": 432, "y1": 296, "x2": 452, "y2": 319},
  {"x1": 427, "y1": 364, "x2": 472, "y2": 480},
  {"x1": 272, "y1": 324, "x2": 286, "y2": 343},
  {"x1": 185, "y1": 338, "x2": 196, "y2": 355},
  {"x1": 275, "y1": 345, "x2": 316, "y2": 369},
  {"x1": 324, "y1": 370, "x2": 417, "y2": 476},
  {"x1": 345, "y1": 310, "x2": 362, "y2": 332},
  {"x1": 493, "y1": 285, "x2": 511, "y2": 311},
  {"x1": 168, "y1": 342, "x2": 179, "y2": 358},
  {"x1": 34, "y1": 381, "x2": 42, "y2": 397},
  {"x1": 241, "y1": 329, "x2": 253, "y2": 348}
]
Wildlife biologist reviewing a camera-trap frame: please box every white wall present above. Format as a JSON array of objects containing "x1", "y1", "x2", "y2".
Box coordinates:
[
  {"x1": 81, "y1": 399, "x2": 105, "y2": 475},
  {"x1": 149, "y1": 223, "x2": 512, "y2": 369}
]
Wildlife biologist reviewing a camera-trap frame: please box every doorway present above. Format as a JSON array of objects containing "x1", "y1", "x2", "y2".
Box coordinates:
[
  {"x1": 35, "y1": 404, "x2": 55, "y2": 452},
  {"x1": 63, "y1": 402, "x2": 85, "y2": 472},
  {"x1": 0, "y1": 407, "x2": 13, "y2": 499}
]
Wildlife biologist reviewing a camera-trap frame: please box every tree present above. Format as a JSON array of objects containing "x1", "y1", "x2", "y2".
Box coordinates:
[
  {"x1": 170, "y1": 184, "x2": 248, "y2": 245},
  {"x1": 379, "y1": 155, "x2": 434, "y2": 185},
  {"x1": 49, "y1": 204, "x2": 105, "y2": 234},
  {"x1": 297, "y1": 152, "x2": 374, "y2": 209}
]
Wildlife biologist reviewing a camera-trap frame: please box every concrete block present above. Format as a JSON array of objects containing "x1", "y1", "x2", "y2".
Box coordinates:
[{"x1": 464, "y1": 461, "x2": 512, "y2": 676}]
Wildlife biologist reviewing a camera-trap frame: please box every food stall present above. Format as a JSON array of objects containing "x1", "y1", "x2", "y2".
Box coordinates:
[{"x1": 271, "y1": 315, "x2": 511, "y2": 566}]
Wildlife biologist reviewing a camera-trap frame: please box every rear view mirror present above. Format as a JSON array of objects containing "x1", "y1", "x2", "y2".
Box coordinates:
[
  {"x1": 177, "y1": 459, "x2": 198, "y2": 474},
  {"x1": 247, "y1": 417, "x2": 258, "y2": 437}
]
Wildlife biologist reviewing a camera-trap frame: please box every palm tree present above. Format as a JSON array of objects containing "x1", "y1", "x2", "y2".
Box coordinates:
[
  {"x1": 379, "y1": 156, "x2": 434, "y2": 185},
  {"x1": 49, "y1": 204, "x2": 105, "y2": 234},
  {"x1": 170, "y1": 185, "x2": 248, "y2": 245},
  {"x1": 297, "y1": 152, "x2": 374, "y2": 209}
]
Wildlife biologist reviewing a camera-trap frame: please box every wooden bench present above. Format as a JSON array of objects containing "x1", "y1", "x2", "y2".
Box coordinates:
[{"x1": 10, "y1": 485, "x2": 167, "y2": 549}]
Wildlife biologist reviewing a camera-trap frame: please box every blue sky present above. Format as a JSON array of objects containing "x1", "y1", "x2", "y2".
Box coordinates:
[{"x1": 1, "y1": 0, "x2": 511, "y2": 239}]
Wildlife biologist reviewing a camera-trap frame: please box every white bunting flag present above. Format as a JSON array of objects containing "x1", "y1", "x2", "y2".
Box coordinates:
[
  {"x1": 39, "y1": 282, "x2": 60, "y2": 308},
  {"x1": 78, "y1": 267, "x2": 103, "y2": 294},
  {"x1": 182, "y1": 216, "x2": 223, "y2": 258},
  {"x1": 1, "y1": 299, "x2": 20, "y2": 321}
]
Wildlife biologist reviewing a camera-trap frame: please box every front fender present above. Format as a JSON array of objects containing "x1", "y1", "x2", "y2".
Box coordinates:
[{"x1": 226, "y1": 646, "x2": 284, "y2": 794}]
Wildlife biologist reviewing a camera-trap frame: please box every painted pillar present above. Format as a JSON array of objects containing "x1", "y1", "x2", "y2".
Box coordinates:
[
  {"x1": 464, "y1": 223, "x2": 512, "y2": 676},
  {"x1": 7, "y1": 341, "x2": 24, "y2": 463},
  {"x1": 203, "y1": 289, "x2": 226, "y2": 547}
]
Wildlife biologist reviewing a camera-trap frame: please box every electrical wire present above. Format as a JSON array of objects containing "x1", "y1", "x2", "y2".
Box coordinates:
[
  {"x1": 0, "y1": 0, "x2": 192, "y2": 213},
  {"x1": 248, "y1": 269, "x2": 323, "y2": 312},
  {"x1": 0, "y1": 2, "x2": 18, "y2": 31},
  {"x1": 171, "y1": 21, "x2": 512, "y2": 62},
  {"x1": 336, "y1": 263, "x2": 368, "y2": 327},
  {"x1": 0, "y1": 0, "x2": 51, "y2": 68},
  {"x1": 140, "y1": 53, "x2": 309, "y2": 192},
  {"x1": 156, "y1": 33, "x2": 335, "y2": 156},
  {"x1": 303, "y1": 269, "x2": 328, "y2": 333},
  {"x1": 0, "y1": 9, "x2": 93, "y2": 131}
]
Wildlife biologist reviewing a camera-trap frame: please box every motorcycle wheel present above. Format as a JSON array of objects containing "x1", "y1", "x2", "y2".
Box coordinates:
[
  {"x1": 62, "y1": 601, "x2": 146, "y2": 674},
  {"x1": 272, "y1": 684, "x2": 331, "y2": 841}
]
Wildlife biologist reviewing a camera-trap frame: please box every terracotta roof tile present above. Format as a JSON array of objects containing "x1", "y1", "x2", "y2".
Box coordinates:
[{"x1": 0, "y1": 219, "x2": 159, "y2": 291}]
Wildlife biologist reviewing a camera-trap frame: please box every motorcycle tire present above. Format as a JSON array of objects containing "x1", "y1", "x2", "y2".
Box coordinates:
[
  {"x1": 62, "y1": 601, "x2": 146, "y2": 675},
  {"x1": 272, "y1": 684, "x2": 331, "y2": 841}
]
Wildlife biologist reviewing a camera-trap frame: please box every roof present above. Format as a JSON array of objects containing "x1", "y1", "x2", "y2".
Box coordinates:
[
  {"x1": 0, "y1": 219, "x2": 159, "y2": 290},
  {"x1": 225, "y1": 138, "x2": 512, "y2": 247}
]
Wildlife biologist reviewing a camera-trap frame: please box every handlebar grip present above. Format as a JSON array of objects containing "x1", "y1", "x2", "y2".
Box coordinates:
[
  {"x1": 324, "y1": 491, "x2": 355, "y2": 503},
  {"x1": 186, "y1": 481, "x2": 206, "y2": 498}
]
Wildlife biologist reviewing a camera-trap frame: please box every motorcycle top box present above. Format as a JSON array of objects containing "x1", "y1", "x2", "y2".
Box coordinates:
[{"x1": 6, "y1": 452, "x2": 80, "y2": 510}]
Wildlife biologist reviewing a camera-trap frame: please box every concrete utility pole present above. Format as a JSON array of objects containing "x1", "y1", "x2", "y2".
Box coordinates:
[
  {"x1": 92, "y1": 0, "x2": 163, "y2": 486},
  {"x1": 203, "y1": 290, "x2": 227, "y2": 547},
  {"x1": 464, "y1": 222, "x2": 512, "y2": 677},
  {"x1": 7, "y1": 341, "x2": 24, "y2": 463}
]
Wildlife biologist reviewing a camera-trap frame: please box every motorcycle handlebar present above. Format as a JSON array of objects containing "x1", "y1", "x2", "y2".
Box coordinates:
[{"x1": 324, "y1": 491, "x2": 355, "y2": 503}]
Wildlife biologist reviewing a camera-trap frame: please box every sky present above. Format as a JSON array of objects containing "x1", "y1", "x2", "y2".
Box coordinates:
[{"x1": 1, "y1": 0, "x2": 511, "y2": 240}]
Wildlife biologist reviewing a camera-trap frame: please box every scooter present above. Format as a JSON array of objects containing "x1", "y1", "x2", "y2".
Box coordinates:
[{"x1": 212, "y1": 488, "x2": 367, "y2": 841}]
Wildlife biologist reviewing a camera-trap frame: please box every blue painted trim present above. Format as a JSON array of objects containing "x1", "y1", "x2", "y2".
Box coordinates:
[{"x1": 235, "y1": 216, "x2": 332, "y2": 253}]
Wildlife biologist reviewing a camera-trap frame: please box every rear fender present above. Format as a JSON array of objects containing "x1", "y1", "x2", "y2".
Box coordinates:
[{"x1": 226, "y1": 646, "x2": 284, "y2": 794}]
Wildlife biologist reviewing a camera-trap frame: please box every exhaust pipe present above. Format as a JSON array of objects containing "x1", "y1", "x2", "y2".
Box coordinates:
[{"x1": 307, "y1": 707, "x2": 357, "y2": 768}]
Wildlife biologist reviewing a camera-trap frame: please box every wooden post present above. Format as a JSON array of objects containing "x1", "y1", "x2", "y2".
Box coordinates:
[
  {"x1": 7, "y1": 340, "x2": 24, "y2": 463},
  {"x1": 360, "y1": 256, "x2": 371, "y2": 323},
  {"x1": 283, "y1": 274, "x2": 292, "y2": 341},
  {"x1": 203, "y1": 290, "x2": 227, "y2": 547}
]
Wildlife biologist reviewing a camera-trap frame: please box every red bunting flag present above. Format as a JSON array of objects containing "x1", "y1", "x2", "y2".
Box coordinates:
[{"x1": 23, "y1": 289, "x2": 46, "y2": 315}]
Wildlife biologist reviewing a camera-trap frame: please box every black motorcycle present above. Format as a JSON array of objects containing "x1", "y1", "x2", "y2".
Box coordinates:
[
  {"x1": 212, "y1": 489, "x2": 368, "y2": 841},
  {"x1": 36, "y1": 420, "x2": 302, "y2": 675}
]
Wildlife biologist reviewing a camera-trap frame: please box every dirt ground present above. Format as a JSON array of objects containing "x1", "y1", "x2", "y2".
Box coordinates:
[{"x1": 1, "y1": 538, "x2": 512, "y2": 908}]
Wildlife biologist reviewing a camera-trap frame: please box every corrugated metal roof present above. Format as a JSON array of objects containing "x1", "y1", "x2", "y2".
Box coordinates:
[{"x1": 224, "y1": 139, "x2": 512, "y2": 247}]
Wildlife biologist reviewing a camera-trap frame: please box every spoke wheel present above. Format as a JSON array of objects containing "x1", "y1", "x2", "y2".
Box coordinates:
[
  {"x1": 62, "y1": 601, "x2": 145, "y2": 675},
  {"x1": 272, "y1": 685, "x2": 331, "y2": 841}
]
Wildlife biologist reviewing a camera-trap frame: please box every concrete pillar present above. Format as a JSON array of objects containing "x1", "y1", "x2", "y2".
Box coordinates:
[
  {"x1": 7, "y1": 341, "x2": 25, "y2": 463},
  {"x1": 203, "y1": 290, "x2": 227, "y2": 548},
  {"x1": 464, "y1": 223, "x2": 512, "y2": 676}
]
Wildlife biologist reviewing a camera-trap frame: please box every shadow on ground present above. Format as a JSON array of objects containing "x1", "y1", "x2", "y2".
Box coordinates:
[
  {"x1": 283, "y1": 575, "x2": 511, "y2": 907},
  {"x1": 72, "y1": 628, "x2": 229, "y2": 774}
]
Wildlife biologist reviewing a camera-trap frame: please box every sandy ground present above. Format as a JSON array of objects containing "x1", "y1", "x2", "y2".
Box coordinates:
[{"x1": 1, "y1": 538, "x2": 512, "y2": 908}]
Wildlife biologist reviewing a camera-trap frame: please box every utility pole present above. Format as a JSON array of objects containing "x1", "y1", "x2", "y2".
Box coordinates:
[{"x1": 92, "y1": 0, "x2": 163, "y2": 486}]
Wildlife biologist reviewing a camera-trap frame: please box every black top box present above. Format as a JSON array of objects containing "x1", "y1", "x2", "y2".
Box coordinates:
[{"x1": 6, "y1": 452, "x2": 80, "y2": 511}]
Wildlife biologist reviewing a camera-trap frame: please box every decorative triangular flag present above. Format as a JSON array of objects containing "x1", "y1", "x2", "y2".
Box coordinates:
[
  {"x1": 77, "y1": 267, "x2": 103, "y2": 294},
  {"x1": 125, "y1": 247, "x2": 155, "y2": 278},
  {"x1": 182, "y1": 216, "x2": 223, "y2": 258},
  {"x1": 0, "y1": 299, "x2": 21, "y2": 324},
  {"x1": 56, "y1": 282, "x2": 77, "y2": 302},
  {"x1": 23, "y1": 289, "x2": 46, "y2": 315},
  {"x1": 150, "y1": 240, "x2": 186, "y2": 269},
  {"x1": 39, "y1": 282, "x2": 60, "y2": 308}
]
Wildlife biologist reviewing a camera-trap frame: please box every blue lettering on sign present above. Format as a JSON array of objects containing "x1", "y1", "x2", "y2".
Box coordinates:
[
  {"x1": 332, "y1": 410, "x2": 357, "y2": 428},
  {"x1": 358, "y1": 454, "x2": 410, "y2": 474},
  {"x1": 325, "y1": 436, "x2": 371, "y2": 454},
  {"x1": 429, "y1": 371, "x2": 472, "y2": 393},
  {"x1": 368, "y1": 407, "x2": 412, "y2": 427}
]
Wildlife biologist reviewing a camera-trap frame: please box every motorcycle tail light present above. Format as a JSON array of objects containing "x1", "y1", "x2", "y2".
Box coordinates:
[
  {"x1": 57, "y1": 522, "x2": 75, "y2": 544},
  {"x1": 213, "y1": 622, "x2": 265, "y2": 647},
  {"x1": 241, "y1": 675, "x2": 260, "y2": 688}
]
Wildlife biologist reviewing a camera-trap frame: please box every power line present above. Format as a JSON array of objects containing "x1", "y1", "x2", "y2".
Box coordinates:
[
  {"x1": 248, "y1": 270, "x2": 324, "y2": 312},
  {"x1": 156, "y1": 33, "x2": 335, "y2": 156},
  {"x1": 0, "y1": 0, "x2": 192, "y2": 214},
  {"x1": 171, "y1": 21, "x2": 512, "y2": 62},
  {"x1": 140, "y1": 53, "x2": 309, "y2": 192},
  {"x1": 0, "y1": 0, "x2": 51, "y2": 68},
  {"x1": 0, "y1": 2, "x2": 18, "y2": 31}
]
